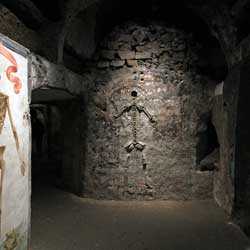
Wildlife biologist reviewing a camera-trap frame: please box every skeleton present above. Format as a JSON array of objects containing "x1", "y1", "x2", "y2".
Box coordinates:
[
  {"x1": 0, "y1": 146, "x2": 5, "y2": 235},
  {"x1": 0, "y1": 92, "x2": 25, "y2": 176},
  {"x1": 114, "y1": 90, "x2": 156, "y2": 169},
  {"x1": 0, "y1": 93, "x2": 25, "y2": 234}
]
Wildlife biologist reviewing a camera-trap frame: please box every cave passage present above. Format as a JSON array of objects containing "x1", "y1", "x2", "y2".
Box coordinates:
[{"x1": 1, "y1": 0, "x2": 250, "y2": 249}]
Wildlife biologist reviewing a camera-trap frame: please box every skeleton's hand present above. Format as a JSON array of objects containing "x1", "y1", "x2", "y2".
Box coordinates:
[
  {"x1": 150, "y1": 116, "x2": 156, "y2": 123},
  {"x1": 150, "y1": 116, "x2": 157, "y2": 129}
]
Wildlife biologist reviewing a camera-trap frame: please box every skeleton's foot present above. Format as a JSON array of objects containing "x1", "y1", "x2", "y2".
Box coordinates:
[
  {"x1": 135, "y1": 141, "x2": 146, "y2": 152},
  {"x1": 124, "y1": 141, "x2": 134, "y2": 153}
]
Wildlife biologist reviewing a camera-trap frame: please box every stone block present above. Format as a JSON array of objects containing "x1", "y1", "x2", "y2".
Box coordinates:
[
  {"x1": 31, "y1": 54, "x2": 84, "y2": 94},
  {"x1": 160, "y1": 33, "x2": 174, "y2": 43},
  {"x1": 126, "y1": 60, "x2": 138, "y2": 67},
  {"x1": 136, "y1": 46, "x2": 145, "y2": 52},
  {"x1": 135, "y1": 52, "x2": 152, "y2": 59},
  {"x1": 136, "y1": 44, "x2": 151, "y2": 52},
  {"x1": 118, "y1": 50, "x2": 135, "y2": 60},
  {"x1": 133, "y1": 29, "x2": 147, "y2": 43},
  {"x1": 119, "y1": 43, "x2": 132, "y2": 51},
  {"x1": 147, "y1": 32, "x2": 157, "y2": 42},
  {"x1": 111, "y1": 60, "x2": 125, "y2": 67}
]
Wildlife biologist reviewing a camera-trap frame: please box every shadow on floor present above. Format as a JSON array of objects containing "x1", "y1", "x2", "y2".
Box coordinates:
[{"x1": 31, "y1": 181, "x2": 250, "y2": 250}]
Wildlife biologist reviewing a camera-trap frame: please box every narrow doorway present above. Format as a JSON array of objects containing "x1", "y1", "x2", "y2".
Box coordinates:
[
  {"x1": 31, "y1": 88, "x2": 82, "y2": 193},
  {"x1": 31, "y1": 88, "x2": 83, "y2": 248}
]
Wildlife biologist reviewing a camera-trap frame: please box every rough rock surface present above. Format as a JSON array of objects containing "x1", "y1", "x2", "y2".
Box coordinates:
[
  {"x1": 0, "y1": 4, "x2": 41, "y2": 52},
  {"x1": 82, "y1": 22, "x2": 215, "y2": 200},
  {"x1": 212, "y1": 71, "x2": 239, "y2": 214},
  {"x1": 30, "y1": 54, "x2": 85, "y2": 94},
  {"x1": 233, "y1": 59, "x2": 250, "y2": 235}
]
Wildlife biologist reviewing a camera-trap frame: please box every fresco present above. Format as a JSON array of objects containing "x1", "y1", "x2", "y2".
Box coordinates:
[{"x1": 0, "y1": 40, "x2": 30, "y2": 250}]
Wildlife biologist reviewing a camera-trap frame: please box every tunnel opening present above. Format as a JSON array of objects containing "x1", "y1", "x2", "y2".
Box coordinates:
[
  {"x1": 30, "y1": 16, "x2": 244, "y2": 250},
  {"x1": 2, "y1": 0, "x2": 250, "y2": 248},
  {"x1": 31, "y1": 88, "x2": 82, "y2": 194},
  {"x1": 31, "y1": 104, "x2": 63, "y2": 188}
]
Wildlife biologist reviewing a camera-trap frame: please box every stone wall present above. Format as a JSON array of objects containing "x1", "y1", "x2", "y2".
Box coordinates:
[
  {"x1": 0, "y1": 4, "x2": 41, "y2": 53},
  {"x1": 81, "y1": 22, "x2": 215, "y2": 200},
  {"x1": 233, "y1": 57, "x2": 250, "y2": 235},
  {"x1": 212, "y1": 73, "x2": 238, "y2": 214}
]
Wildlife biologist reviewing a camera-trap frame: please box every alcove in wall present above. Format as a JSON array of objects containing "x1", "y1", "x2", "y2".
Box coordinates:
[{"x1": 196, "y1": 119, "x2": 220, "y2": 172}]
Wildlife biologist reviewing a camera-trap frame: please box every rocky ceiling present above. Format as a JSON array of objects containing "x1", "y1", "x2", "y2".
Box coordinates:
[{"x1": 0, "y1": 0, "x2": 249, "y2": 74}]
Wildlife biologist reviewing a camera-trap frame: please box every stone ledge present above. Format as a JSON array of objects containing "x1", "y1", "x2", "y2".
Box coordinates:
[{"x1": 30, "y1": 54, "x2": 84, "y2": 94}]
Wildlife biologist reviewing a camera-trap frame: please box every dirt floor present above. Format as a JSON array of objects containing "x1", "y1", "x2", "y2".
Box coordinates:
[{"x1": 31, "y1": 182, "x2": 250, "y2": 250}]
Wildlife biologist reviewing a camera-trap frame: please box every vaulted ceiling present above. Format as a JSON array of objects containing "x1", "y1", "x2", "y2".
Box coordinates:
[{"x1": 1, "y1": 0, "x2": 249, "y2": 73}]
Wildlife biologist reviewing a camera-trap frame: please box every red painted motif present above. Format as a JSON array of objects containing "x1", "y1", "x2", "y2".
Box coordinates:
[{"x1": 0, "y1": 43, "x2": 22, "y2": 94}]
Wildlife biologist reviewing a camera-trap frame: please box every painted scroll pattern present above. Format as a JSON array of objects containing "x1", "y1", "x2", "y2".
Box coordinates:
[
  {"x1": 0, "y1": 44, "x2": 25, "y2": 175},
  {"x1": 0, "y1": 43, "x2": 22, "y2": 94},
  {"x1": 0, "y1": 42, "x2": 27, "y2": 249}
]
